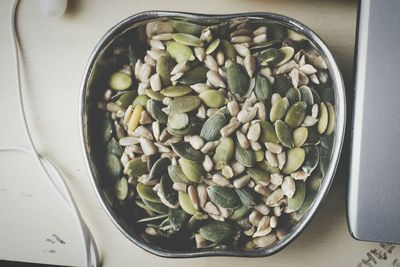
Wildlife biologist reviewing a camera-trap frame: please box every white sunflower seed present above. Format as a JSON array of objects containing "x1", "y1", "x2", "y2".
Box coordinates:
[
  {"x1": 302, "y1": 115, "x2": 319, "y2": 127},
  {"x1": 216, "y1": 51, "x2": 225, "y2": 66},
  {"x1": 222, "y1": 165, "x2": 234, "y2": 179},
  {"x1": 254, "y1": 204, "x2": 270, "y2": 216},
  {"x1": 277, "y1": 151, "x2": 286, "y2": 170},
  {"x1": 270, "y1": 173, "x2": 283, "y2": 186},
  {"x1": 197, "y1": 185, "x2": 208, "y2": 208},
  {"x1": 202, "y1": 154, "x2": 214, "y2": 172},
  {"x1": 149, "y1": 39, "x2": 165, "y2": 50},
  {"x1": 236, "y1": 130, "x2": 250, "y2": 149},
  {"x1": 265, "y1": 188, "x2": 284, "y2": 206},
  {"x1": 247, "y1": 122, "x2": 261, "y2": 142},
  {"x1": 204, "y1": 55, "x2": 219, "y2": 71},
  {"x1": 233, "y1": 43, "x2": 250, "y2": 57},
  {"x1": 220, "y1": 117, "x2": 241, "y2": 137},
  {"x1": 244, "y1": 54, "x2": 256, "y2": 78},
  {"x1": 299, "y1": 64, "x2": 317, "y2": 75},
  {"x1": 291, "y1": 170, "x2": 308, "y2": 181},
  {"x1": 282, "y1": 176, "x2": 296, "y2": 198},
  {"x1": 139, "y1": 63, "x2": 152, "y2": 82},
  {"x1": 201, "y1": 141, "x2": 218, "y2": 154},
  {"x1": 249, "y1": 210, "x2": 262, "y2": 226},
  {"x1": 171, "y1": 61, "x2": 189, "y2": 75},
  {"x1": 134, "y1": 59, "x2": 143, "y2": 79},
  {"x1": 139, "y1": 137, "x2": 157, "y2": 156},
  {"x1": 194, "y1": 47, "x2": 206, "y2": 62},
  {"x1": 253, "y1": 233, "x2": 277, "y2": 248},
  {"x1": 254, "y1": 185, "x2": 270, "y2": 196},
  {"x1": 139, "y1": 110, "x2": 152, "y2": 125},
  {"x1": 237, "y1": 106, "x2": 257, "y2": 123},
  {"x1": 233, "y1": 174, "x2": 251, "y2": 189},
  {"x1": 312, "y1": 104, "x2": 319, "y2": 118},
  {"x1": 265, "y1": 142, "x2": 282, "y2": 154},
  {"x1": 207, "y1": 70, "x2": 226, "y2": 88},
  {"x1": 203, "y1": 202, "x2": 220, "y2": 215},
  {"x1": 212, "y1": 173, "x2": 230, "y2": 186},
  {"x1": 265, "y1": 151, "x2": 278, "y2": 167},
  {"x1": 253, "y1": 26, "x2": 267, "y2": 37},
  {"x1": 254, "y1": 102, "x2": 267, "y2": 121},
  {"x1": 253, "y1": 33, "x2": 267, "y2": 44}
]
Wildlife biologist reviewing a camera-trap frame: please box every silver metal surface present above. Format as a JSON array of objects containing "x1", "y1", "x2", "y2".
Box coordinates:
[
  {"x1": 79, "y1": 11, "x2": 346, "y2": 257},
  {"x1": 348, "y1": 0, "x2": 400, "y2": 244}
]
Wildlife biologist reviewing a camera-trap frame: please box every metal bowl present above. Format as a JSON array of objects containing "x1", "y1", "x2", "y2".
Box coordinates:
[{"x1": 79, "y1": 11, "x2": 346, "y2": 257}]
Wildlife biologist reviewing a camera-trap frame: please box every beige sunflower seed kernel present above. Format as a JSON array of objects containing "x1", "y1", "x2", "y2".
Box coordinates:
[
  {"x1": 212, "y1": 173, "x2": 230, "y2": 186},
  {"x1": 233, "y1": 174, "x2": 251, "y2": 189},
  {"x1": 216, "y1": 50, "x2": 225, "y2": 66},
  {"x1": 255, "y1": 204, "x2": 270, "y2": 216},
  {"x1": 225, "y1": 59, "x2": 233, "y2": 68},
  {"x1": 318, "y1": 71, "x2": 329, "y2": 83},
  {"x1": 201, "y1": 141, "x2": 218, "y2": 154},
  {"x1": 282, "y1": 176, "x2": 296, "y2": 198},
  {"x1": 170, "y1": 61, "x2": 189, "y2": 75},
  {"x1": 276, "y1": 60, "x2": 297, "y2": 75},
  {"x1": 266, "y1": 188, "x2": 284, "y2": 206},
  {"x1": 309, "y1": 73, "x2": 320, "y2": 84},
  {"x1": 231, "y1": 35, "x2": 252, "y2": 44},
  {"x1": 139, "y1": 63, "x2": 152, "y2": 82},
  {"x1": 119, "y1": 136, "x2": 140, "y2": 146},
  {"x1": 253, "y1": 26, "x2": 267, "y2": 37},
  {"x1": 250, "y1": 141, "x2": 262, "y2": 151},
  {"x1": 204, "y1": 55, "x2": 218, "y2": 71},
  {"x1": 260, "y1": 67, "x2": 272, "y2": 78},
  {"x1": 254, "y1": 102, "x2": 267, "y2": 121},
  {"x1": 114, "y1": 121, "x2": 125, "y2": 139},
  {"x1": 236, "y1": 130, "x2": 250, "y2": 149},
  {"x1": 312, "y1": 104, "x2": 319, "y2": 118},
  {"x1": 103, "y1": 89, "x2": 112, "y2": 102},
  {"x1": 231, "y1": 28, "x2": 251, "y2": 37},
  {"x1": 218, "y1": 67, "x2": 226, "y2": 79},
  {"x1": 227, "y1": 98, "x2": 240, "y2": 117},
  {"x1": 106, "y1": 102, "x2": 121, "y2": 113},
  {"x1": 203, "y1": 201, "x2": 220, "y2": 215},
  {"x1": 196, "y1": 104, "x2": 206, "y2": 119},
  {"x1": 139, "y1": 110, "x2": 152, "y2": 125},
  {"x1": 254, "y1": 185, "x2": 270, "y2": 196},
  {"x1": 244, "y1": 54, "x2": 256, "y2": 78},
  {"x1": 299, "y1": 64, "x2": 317, "y2": 75},
  {"x1": 207, "y1": 70, "x2": 226, "y2": 88},
  {"x1": 139, "y1": 137, "x2": 157, "y2": 156},
  {"x1": 290, "y1": 68, "x2": 299, "y2": 88},
  {"x1": 144, "y1": 54, "x2": 156, "y2": 66},
  {"x1": 291, "y1": 170, "x2": 308, "y2": 181},
  {"x1": 270, "y1": 216, "x2": 278, "y2": 228},
  {"x1": 270, "y1": 173, "x2": 283, "y2": 186},
  {"x1": 298, "y1": 70, "x2": 309, "y2": 86},
  {"x1": 273, "y1": 206, "x2": 282, "y2": 217},
  {"x1": 135, "y1": 126, "x2": 154, "y2": 140},
  {"x1": 202, "y1": 154, "x2": 214, "y2": 172},
  {"x1": 249, "y1": 210, "x2": 262, "y2": 226},
  {"x1": 145, "y1": 226, "x2": 159, "y2": 236},
  {"x1": 232, "y1": 160, "x2": 245, "y2": 175},
  {"x1": 247, "y1": 122, "x2": 261, "y2": 142},
  {"x1": 265, "y1": 151, "x2": 278, "y2": 167},
  {"x1": 171, "y1": 72, "x2": 184, "y2": 82},
  {"x1": 265, "y1": 142, "x2": 282, "y2": 154},
  {"x1": 253, "y1": 33, "x2": 267, "y2": 44},
  {"x1": 241, "y1": 122, "x2": 250, "y2": 134},
  {"x1": 220, "y1": 117, "x2": 241, "y2": 137},
  {"x1": 188, "y1": 185, "x2": 199, "y2": 210},
  {"x1": 134, "y1": 59, "x2": 143, "y2": 79},
  {"x1": 222, "y1": 165, "x2": 234, "y2": 179},
  {"x1": 197, "y1": 185, "x2": 208, "y2": 208},
  {"x1": 253, "y1": 233, "x2": 277, "y2": 248},
  {"x1": 302, "y1": 115, "x2": 319, "y2": 127},
  {"x1": 237, "y1": 107, "x2": 257, "y2": 123},
  {"x1": 120, "y1": 153, "x2": 130, "y2": 167},
  {"x1": 233, "y1": 43, "x2": 250, "y2": 57},
  {"x1": 200, "y1": 28, "x2": 212, "y2": 42},
  {"x1": 149, "y1": 39, "x2": 165, "y2": 50}
]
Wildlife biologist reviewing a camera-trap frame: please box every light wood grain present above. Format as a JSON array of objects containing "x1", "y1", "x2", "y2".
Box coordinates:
[{"x1": 0, "y1": 0, "x2": 398, "y2": 266}]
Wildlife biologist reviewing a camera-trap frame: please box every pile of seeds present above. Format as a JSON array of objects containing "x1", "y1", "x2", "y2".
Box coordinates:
[{"x1": 99, "y1": 17, "x2": 335, "y2": 250}]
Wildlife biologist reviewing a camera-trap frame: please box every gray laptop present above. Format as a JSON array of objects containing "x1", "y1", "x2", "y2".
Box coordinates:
[{"x1": 348, "y1": 0, "x2": 400, "y2": 244}]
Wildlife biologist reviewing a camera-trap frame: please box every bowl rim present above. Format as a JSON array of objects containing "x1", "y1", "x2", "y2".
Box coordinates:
[{"x1": 79, "y1": 10, "x2": 346, "y2": 258}]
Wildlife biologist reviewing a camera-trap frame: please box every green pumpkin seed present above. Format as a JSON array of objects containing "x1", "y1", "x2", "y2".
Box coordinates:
[
  {"x1": 169, "y1": 95, "x2": 201, "y2": 113},
  {"x1": 221, "y1": 39, "x2": 236, "y2": 60},
  {"x1": 302, "y1": 145, "x2": 319, "y2": 175},
  {"x1": 276, "y1": 46, "x2": 294, "y2": 66},
  {"x1": 325, "y1": 103, "x2": 335, "y2": 135},
  {"x1": 178, "y1": 191, "x2": 197, "y2": 215},
  {"x1": 286, "y1": 181, "x2": 306, "y2": 212},
  {"x1": 167, "y1": 165, "x2": 191, "y2": 184},
  {"x1": 285, "y1": 101, "x2": 307, "y2": 128},
  {"x1": 147, "y1": 154, "x2": 159, "y2": 174},
  {"x1": 200, "y1": 112, "x2": 227, "y2": 141},
  {"x1": 187, "y1": 212, "x2": 209, "y2": 230},
  {"x1": 257, "y1": 160, "x2": 280, "y2": 174},
  {"x1": 255, "y1": 74, "x2": 272, "y2": 102},
  {"x1": 226, "y1": 61, "x2": 250, "y2": 97},
  {"x1": 258, "y1": 120, "x2": 279, "y2": 143},
  {"x1": 268, "y1": 23, "x2": 288, "y2": 41},
  {"x1": 132, "y1": 95, "x2": 149, "y2": 107},
  {"x1": 159, "y1": 175, "x2": 178, "y2": 206},
  {"x1": 236, "y1": 187, "x2": 257, "y2": 207},
  {"x1": 283, "y1": 147, "x2": 305, "y2": 174},
  {"x1": 213, "y1": 137, "x2": 235, "y2": 164},
  {"x1": 172, "y1": 33, "x2": 202, "y2": 47},
  {"x1": 246, "y1": 168, "x2": 270, "y2": 183},
  {"x1": 179, "y1": 158, "x2": 206, "y2": 183},
  {"x1": 235, "y1": 144, "x2": 255, "y2": 167},
  {"x1": 168, "y1": 208, "x2": 190, "y2": 231},
  {"x1": 199, "y1": 221, "x2": 235, "y2": 243},
  {"x1": 166, "y1": 41, "x2": 195, "y2": 63},
  {"x1": 230, "y1": 205, "x2": 251, "y2": 221},
  {"x1": 270, "y1": 97, "x2": 289, "y2": 123},
  {"x1": 167, "y1": 117, "x2": 200, "y2": 137},
  {"x1": 171, "y1": 20, "x2": 203, "y2": 35},
  {"x1": 116, "y1": 91, "x2": 136, "y2": 109},
  {"x1": 145, "y1": 89, "x2": 164, "y2": 101},
  {"x1": 105, "y1": 154, "x2": 122, "y2": 177},
  {"x1": 285, "y1": 87, "x2": 301, "y2": 105},
  {"x1": 318, "y1": 102, "x2": 328, "y2": 134},
  {"x1": 273, "y1": 75, "x2": 292, "y2": 96},
  {"x1": 109, "y1": 72, "x2": 132, "y2": 91},
  {"x1": 125, "y1": 157, "x2": 148, "y2": 177},
  {"x1": 115, "y1": 177, "x2": 128, "y2": 200},
  {"x1": 206, "y1": 38, "x2": 221, "y2": 54},
  {"x1": 142, "y1": 199, "x2": 169, "y2": 214},
  {"x1": 172, "y1": 142, "x2": 205, "y2": 162},
  {"x1": 179, "y1": 65, "x2": 208, "y2": 85},
  {"x1": 255, "y1": 150, "x2": 265, "y2": 162},
  {"x1": 207, "y1": 186, "x2": 241, "y2": 209},
  {"x1": 102, "y1": 118, "x2": 113, "y2": 144},
  {"x1": 161, "y1": 86, "x2": 192, "y2": 97},
  {"x1": 275, "y1": 120, "x2": 294, "y2": 148},
  {"x1": 106, "y1": 138, "x2": 123, "y2": 157},
  {"x1": 299, "y1": 86, "x2": 314, "y2": 107},
  {"x1": 304, "y1": 126, "x2": 321, "y2": 146},
  {"x1": 168, "y1": 112, "x2": 189, "y2": 130},
  {"x1": 297, "y1": 190, "x2": 317, "y2": 217},
  {"x1": 149, "y1": 157, "x2": 171, "y2": 180},
  {"x1": 147, "y1": 99, "x2": 168, "y2": 124},
  {"x1": 293, "y1": 127, "x2": 308, "y2": 147},
  {"x1": 250, "y1": 40, "x2": 282, "y2": 52},
  {"x1": 156, "y1": 55, "x2": 175, "y2": 86},
  {"x1": 199, "y1": 90, "x2": 227, "y2": 108},
  {"x1": 257, "y1": 48, "x2": 283, "y2": 67},
  {"x1": 137, "y1": 183, "x2": 161, "y2": 203}
]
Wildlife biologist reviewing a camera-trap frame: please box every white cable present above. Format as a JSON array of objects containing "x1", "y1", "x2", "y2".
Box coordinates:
[{"x1": 0, "y1": 1, "x2": 100, "y2": 266}]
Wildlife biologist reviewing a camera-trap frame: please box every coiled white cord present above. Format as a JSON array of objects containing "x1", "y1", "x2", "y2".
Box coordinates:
[{"x1": 0, "y1": 1, "x2": 100, "y2": 266}]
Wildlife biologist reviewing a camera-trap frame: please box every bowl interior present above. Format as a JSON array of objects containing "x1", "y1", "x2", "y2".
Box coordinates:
[{"x1": 80, "y1": 12, "x2": 345, "y2": 257}]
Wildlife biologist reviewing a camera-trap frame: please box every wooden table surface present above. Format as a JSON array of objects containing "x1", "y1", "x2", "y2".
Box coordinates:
[{"x1": 0, "y1": 0, "x2": 399, "y2": 266}]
